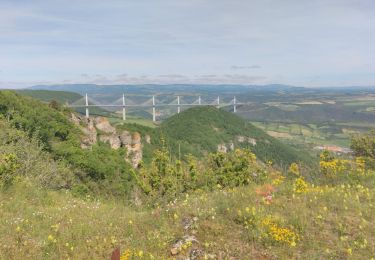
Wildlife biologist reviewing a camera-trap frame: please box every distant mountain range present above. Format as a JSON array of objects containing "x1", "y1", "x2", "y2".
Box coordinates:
[{"x1": 28, "y1": 83, "x2": 305, "y2": 95}]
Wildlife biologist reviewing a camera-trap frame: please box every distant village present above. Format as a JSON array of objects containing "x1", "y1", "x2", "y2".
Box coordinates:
[{"x1": 313, "y1": 145, "x2": 353, "y2": 155}]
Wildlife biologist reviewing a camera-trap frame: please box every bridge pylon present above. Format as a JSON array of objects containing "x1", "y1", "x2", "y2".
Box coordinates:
[{"x1": 85, "y1": 93, "x2": 89, "y2": 118}]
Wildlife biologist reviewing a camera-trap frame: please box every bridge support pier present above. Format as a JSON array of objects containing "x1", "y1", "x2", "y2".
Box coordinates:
[
  {"x1": 152, "y1": 95, "x2": 156, "y2": 122},
  {"x1": 177, "y1": 96, "x2": 180, "y2": 113},
  {"x1": 85, "y1": 93, "x2": 89, "y2": 118},
  {"x1": 122, "y1": 94, "x2": 126, "y2": 121}
]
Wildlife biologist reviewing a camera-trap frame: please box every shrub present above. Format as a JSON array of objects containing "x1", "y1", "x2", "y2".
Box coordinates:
[{"x1": 0, "y1": 153, "x2": 19, "y2": 188}]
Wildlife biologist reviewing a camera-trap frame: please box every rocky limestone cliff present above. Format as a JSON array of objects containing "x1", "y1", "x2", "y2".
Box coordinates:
[
  {"x1": 217, "y1": 136, "x2": 257, "y2": 153},
  {"x1": 70, "y1": 113, "x2": 145, "y2": 168},
  {"x1": 94, "y1": 117, "x2": 116, "y2": 134}
]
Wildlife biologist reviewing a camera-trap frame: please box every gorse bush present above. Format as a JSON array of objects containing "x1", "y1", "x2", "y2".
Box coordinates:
[
  {"x1": 0, "y1": 119, "x2": 75, "y2": 189},
  {"x1": 134, "y1": 140, "x2": 267, "y2": 199},
  {"x1": 208, "y1": 149, "x2": 266, "y2": 187},
  {"x1": 0, "y1": 153, "x2": 19, "y2": 188},
  {"x1": 351, "y1": 130, "x2": 375, "y2": 169}
]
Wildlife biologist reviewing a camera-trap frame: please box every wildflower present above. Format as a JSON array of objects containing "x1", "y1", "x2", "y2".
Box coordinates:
[
  {"x1": 120, "y1": 249, "x2": 132, "y2": 260},
  {"x1": 346, "y1": 248, "x2": 352, "y2": 255},
  {"x1": 288, "y1": 163, "x2": 300, "y2": 177},
  {"x1": 51, "y1": 223, "x2": 60, "y2": 232},
  {"x1": 261, "y1": 217, "x2": 299, "y2": 247},
  {"x1": 272, "y1": 175, "x2": 285, "y2": 186},
  {"x1": 15, "y1": 226, "x2": 21, "y2": 232},
  {"x1": 293, "y1": 177, "x2": 308, "y2": 193},
  {"x1": 47, "y1": 234, "x2": 57, "y2": 243},
  {"x1": 128, "y1": 220, "x2": 133, "y2": 225}
]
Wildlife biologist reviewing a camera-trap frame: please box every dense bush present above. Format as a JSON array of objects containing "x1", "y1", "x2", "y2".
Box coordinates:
[
  {"x1": 134, "y1": 139, "x2": 267, "y2": 200},
  {"x1": 0, "y1": 120, "x2": 75, "y2": 189},
  {"x1": 351, "y1": 131, "x2": 375, "y2": 168}
]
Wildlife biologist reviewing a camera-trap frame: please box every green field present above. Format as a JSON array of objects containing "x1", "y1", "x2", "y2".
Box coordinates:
[
  {"x1": 108, "y1": 116, "x2": 157, "y2": 128},
  {"x1": 252, "y1": 121, "x2": 356, "y2": 149}
]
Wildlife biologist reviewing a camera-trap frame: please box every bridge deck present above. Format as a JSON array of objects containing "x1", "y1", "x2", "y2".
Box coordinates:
[{"x1": 67, "y1": 103, "x2": 244, "y2": 108}]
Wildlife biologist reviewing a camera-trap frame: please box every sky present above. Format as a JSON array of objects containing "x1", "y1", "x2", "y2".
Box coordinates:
[{"x1": 0, "y1": 0, "x2": 375, "y2": 88}]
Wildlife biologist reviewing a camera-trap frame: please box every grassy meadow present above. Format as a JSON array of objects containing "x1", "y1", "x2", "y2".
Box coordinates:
[{"x1": 1, "y1": 170, "x2": 375, "y2": 259}]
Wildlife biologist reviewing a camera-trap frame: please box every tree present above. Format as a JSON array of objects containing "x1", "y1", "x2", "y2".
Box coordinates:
[
  {"x1": 351, "y1": 131, "x2": 375, "y2": 159},
  {"x1": 48, "y1": 100, "x2": 60, "y2": 110}
]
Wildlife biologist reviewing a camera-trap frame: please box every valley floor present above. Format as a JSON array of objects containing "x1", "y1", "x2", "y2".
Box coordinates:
[{"x1": 1, "y1": 173, "x2": 375, "y2": 259}]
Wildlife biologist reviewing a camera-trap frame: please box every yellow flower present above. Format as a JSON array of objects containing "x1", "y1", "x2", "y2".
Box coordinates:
[
  {"x1": 15, "y1": 226, "x2": 21, "y2": 232},
  {"x1": 128, "y1": 220, "x2": 133, "y2": 225},
  {"x1": 293, "y1": 177, "x2": 308, "y2": 194}
]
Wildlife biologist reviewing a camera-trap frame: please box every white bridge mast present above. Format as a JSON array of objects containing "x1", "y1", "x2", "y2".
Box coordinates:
[
  {"x1": 177, "y1": 96, "x2": 180, "y2": 113},
  {"x1": 122, "y1": 94, "x2": 126, "y2": 121},
  {"x1": 85, "y1": 93, "x2": 89, "y2": 118},
  {"x1": 152, "y1": 95, "x2": 156, "y2": 122}
]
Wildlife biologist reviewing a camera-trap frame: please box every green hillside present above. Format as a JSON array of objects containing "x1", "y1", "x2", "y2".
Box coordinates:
[
  {"x1": 115, "y1": 107, "x2": 313, "y2": 167},
  {"x1": 17, "y1": 89, "x2": 113, "y2": 117},
  {"x1": 0, "y1": 90, "x2": 134, "y2": 196},
  {"x1": 16, "y1": 89, "x2": 82, "y2": 104},
  {"x1": 158, "y1": 106, "x2": 313, "y2": 167}
]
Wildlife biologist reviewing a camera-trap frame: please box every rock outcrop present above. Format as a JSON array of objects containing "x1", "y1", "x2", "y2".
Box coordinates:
[
  {"x1": 119, "y1": 131, "x2": 132, "y2": 145},
  {"x1": 145, "y1": 134, "x2": 151, "y2": 144},
  {"x1": 217, "y1": 144, "x2": 227, "y2": 153},
  {"x1": 94, "y1": 117, "x2": 116, "y2": 134},
  {"x1": 69, "y1": 113, "x2": 143, "y2": 168},
  {"x1": 99, "y1": 134, "x2": 121, "y2": 150},
  {"x1": 237, "y1": 135, "x2": 257, "y2": 146},
  {"x1": 125, "y1": 132, "x2": 143, "y2": 168},
  {"x1": 80, "y1": 118, "x2": 97, "y2": 149}
]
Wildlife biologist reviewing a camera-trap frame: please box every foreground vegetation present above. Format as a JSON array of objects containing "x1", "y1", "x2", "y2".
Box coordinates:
[
  {"x1": 1, "y1": 91, "x2": 375, "y2": 259},
  {"x1": 1, "y1": 158, "x2": 375, "y2": 258},
  {"x1": 2, "y1": 115, "x2": 375, "y2": 258}
]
